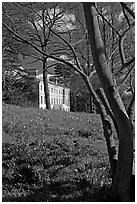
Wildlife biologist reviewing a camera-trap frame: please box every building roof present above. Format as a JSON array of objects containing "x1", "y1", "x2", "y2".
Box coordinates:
[
  {"x1": 48, "y1": 81, "x2": 70, "y2": 89},
  {"x1": 37, "y1": 74, "x2": 70, "y2": 90}
]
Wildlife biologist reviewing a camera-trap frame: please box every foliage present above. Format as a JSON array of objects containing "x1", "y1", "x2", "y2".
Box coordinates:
[
  {"x1": 2, "y1": 27, "x2": 20, "y2": 72},
  {"x1": 54, "y1": 63, "x2": 75, "y2": 83},
  {"x1": 2, "y1": 104, "x2": 113, "y2": 202},
  {"x1": 2, "y1": 69, "x2": 38, "y2": 107},
  {"x1": 54, "y1": 63, "x2": 94, "y2": 112}
]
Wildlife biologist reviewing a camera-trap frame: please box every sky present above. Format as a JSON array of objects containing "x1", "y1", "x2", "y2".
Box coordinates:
[
  {"x1": 33, "y1": 7, "x2": 76, "y2": 32},
  {"x1": 19, "y1": 3, "x2": 77, "y2": 74}
]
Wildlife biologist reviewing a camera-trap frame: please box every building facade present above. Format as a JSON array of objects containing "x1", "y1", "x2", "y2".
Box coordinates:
[{"x1": 36, "y1": 73, "x2": 70, "y2": 111}]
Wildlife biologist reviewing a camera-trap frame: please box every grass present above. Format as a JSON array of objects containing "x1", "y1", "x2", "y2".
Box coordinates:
[{"x1": 2, "y1": 104, "x2": 112, "y2": 202}]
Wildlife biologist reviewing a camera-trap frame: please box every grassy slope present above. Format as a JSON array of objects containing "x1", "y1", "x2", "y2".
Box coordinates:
[{"x1": 2, "y1": 104, "x2": 112, "y2": 202}]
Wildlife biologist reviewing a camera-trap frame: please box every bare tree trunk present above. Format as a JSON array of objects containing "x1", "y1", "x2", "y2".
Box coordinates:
[
  {"x1": 84, "y1": 76, "x2": 117, "y2": 182},
  {"x1": 83, "y1": 3, "x2": 133, "y2": 201},
  {"x1": 43, "y1": 58, "x2": 51, "y2": 110},
  {"x1": 96, "y1": 96, "x2": 118, "y2": 182},
  {"x1": 96, "y1": 88, "x2": 119, "y2": 138},
  {"x1": 96, "y1": 89, "x2": 118, "y2": 181},
  {"x1": 101, "y1": 112, "x2": 118, "y2": 182}
]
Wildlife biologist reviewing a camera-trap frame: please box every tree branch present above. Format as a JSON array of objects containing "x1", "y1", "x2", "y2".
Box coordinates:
[
  {"x1": 127, "y1": 92, "x2": 135, "y2": 122},
  {"x1": 96, "y1": 6, "x2": 121, "y2": 37},
  {"x1": 117, "y1": 64, "x2": 134, "y2": 88},
  {"x1": 120, "y1": 3, "x2": 135, "y2": 20},
  {"x1": 122, "y1": 6, "x2": 131, "y2": 28},
  {"x1": 50, "y1": 29, "x2": 85, "y2": 73},
  {"x1": 119, "y1": 35, "x2": 126, "y2": 66},
  {"x1": 30, "y1": 19, "x2": 43, "y2": 48},
  {"x1": 89, "y1": 69, "x2": 96, "y2": 80},
  {"x1": 3, "y1": 22, "x2": 86, "y2": 77},
  {"x1": 115, "y1": 57, "x2": 135, "y2": 76},
  {"x1": 118, "y1": 22, "x2": 135, "y2": 66}
]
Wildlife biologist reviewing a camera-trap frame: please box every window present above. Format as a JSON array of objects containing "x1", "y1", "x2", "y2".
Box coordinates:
[
  {"x1": 41, "y1": 96, "x2": 43, "y2": 104},
  {"x1": 56, "y1": 98, "x2": 58, "y2": 104},
  {"x1": 54, "y1": 98, "x2": 56, "y2": 104},
  {"x1": 41, "y1": 85, "x2": 43, "y2": 90},
  {"x1": 63, "y1": 89, "x2": 65, "y2": 104},
  {"x1": 51, "y1": 98, "x2": 53, "y2": 104},
  {"x1": 51, "y1": 88, "x2": 53, "y2": 93}
]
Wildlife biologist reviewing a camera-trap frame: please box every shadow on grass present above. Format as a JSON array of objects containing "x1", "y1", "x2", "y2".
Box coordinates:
[
  {"x1": 3, "y1": 178, "x2": 112, "y2": 202},
  {"x1": 2, "y1": 141, "x2": 113, "y2": 202}
]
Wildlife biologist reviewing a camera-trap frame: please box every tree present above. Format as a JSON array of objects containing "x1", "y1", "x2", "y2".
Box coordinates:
[
  {"x1": 2, "y1": 2, "x2": 76, "y2": 109},
  {"x1": 3, "y1": 2, "x2": 135, "y2": 201},
  {"x1": 54, "y1": 63, "x2": 93, "y2": 112},
  {"x1": 83, "y1": 2, "x2": 134, "y2": 201},
  {"x1": 2, "y1": 67, "x2": 39, "y2": 107}
]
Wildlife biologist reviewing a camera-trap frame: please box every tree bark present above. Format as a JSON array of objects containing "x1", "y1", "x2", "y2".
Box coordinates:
[
  {"x1": 42, "y1": 58, "x2": 51, "y2": 110},
  {"x1": 101, "y1": 113, "x2": 118, "y2": 183},
  {"x1": 96, "y1": 89, "x2": 118, "y2": 181},
  {"x1": 96, "y1": 88, "x2": 119, "y2": 138},
  {"x1": 84, "y1": 76, "x2": 117, "y2": 181},
  {"x1": 83, "y1": 3, "x2": 133, "y2": 201}
]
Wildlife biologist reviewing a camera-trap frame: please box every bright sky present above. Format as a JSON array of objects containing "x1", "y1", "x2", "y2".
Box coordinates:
[{"x1": 33, "y1": 7, "x2": 76, "y2": 32}]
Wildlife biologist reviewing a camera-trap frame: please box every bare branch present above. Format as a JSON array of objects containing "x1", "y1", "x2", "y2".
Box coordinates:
[
  {"x1": 72, "y1": 31, "x2": 87, "y2": 47},
  {"x1": 119, "y1": 35, "x2": 126, "y2": 65},
  {"x1": 50, "y1": 29, "x2": 84, "y2": 72},
  {"x1": 127, "y1": 91, "x2": 135, "y2": 122},
  {"x1": 89, "y1": 69, "x2": 96, "y2": 80},
  {"x1": 120, "y1": 3, "x2": 135, "y2": 20},
  {"x1": 95, "y1": 6, "x2": 121, "y2": 37},
  {"x1": 47, "y1": 63, "x2": 59, "y2": 70},
  {"x1": 118, "y1": 22, "x2": 135, "y2": 66},
  {"x1": 115, "y1": 57, "x2": 135, "y2": 76},
  {"x1": 129, "y1": 76, "x2": 135, "y2": 94},
  {"x1": 30, "y1": 19, "x2": 43, "y2": 48},
  {"x1": 117, "y1": 64, "x2": 134, "y2": 88},
  {"x1": 3, "y1": 22, "x2": 86, "y2": 77},
  {"x1": 122, "y1": 6, "x2": 131, "y2": 28},
  {"x1": 108, "y1": 46, "x2": 119, "y2": 63}
]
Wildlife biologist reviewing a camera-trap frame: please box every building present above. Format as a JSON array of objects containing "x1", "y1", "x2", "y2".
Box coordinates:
[{"x1": 28, "y1": 69, "x2": 70, "y2": 111}]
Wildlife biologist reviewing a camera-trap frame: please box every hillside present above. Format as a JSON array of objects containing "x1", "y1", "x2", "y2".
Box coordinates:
[{"x1": 2, "y1": 104, "x2": 112, "y2": 202}]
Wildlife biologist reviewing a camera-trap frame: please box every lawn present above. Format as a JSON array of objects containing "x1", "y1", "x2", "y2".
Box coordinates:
[{"x1": 2, "y1": 104, "x2": 112, "y2": 202}]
